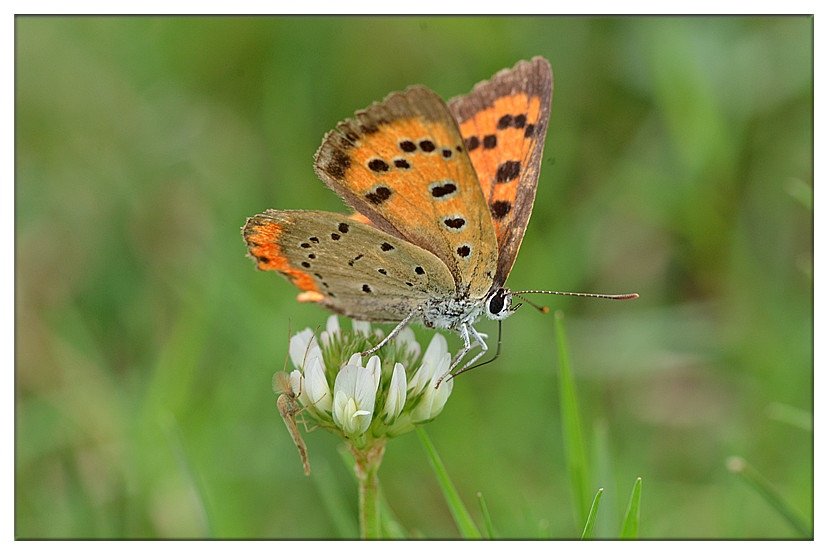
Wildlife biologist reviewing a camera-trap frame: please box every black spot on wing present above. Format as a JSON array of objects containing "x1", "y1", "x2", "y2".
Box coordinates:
[
  {"x1": 419, "y1": 140, "x2": 436, "y2": 152},
  {"x1": 365, "y1": 185, "x2": 392, "y2": 205},
  {"x1": 495, "y1": 161, "x2": 521, "y2": 183},
  {"x1": 368, "y1": 158, "x2": 390, "y2": 172},
  {"x1": 429, "y1": 181, "x2": 457, "y2": 199},
  {"x1": 399, "y1": 140, "x2": 417, "y2": 152},
  {"x1": 443, "y1": 217, "x2": 466, "y2": 230},
  {"x1": 490, "y1": 200, "x2": 512, "y2": 220}
]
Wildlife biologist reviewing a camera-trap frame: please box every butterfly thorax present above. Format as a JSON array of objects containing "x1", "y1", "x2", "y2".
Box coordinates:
[{"x1": 421, "y1": 286, "x2": 514, "y2": 330}]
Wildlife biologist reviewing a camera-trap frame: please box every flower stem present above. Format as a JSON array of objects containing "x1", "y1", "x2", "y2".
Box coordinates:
[{"x1": 349, "y1": 440, "x2": 386, "y2": 539}]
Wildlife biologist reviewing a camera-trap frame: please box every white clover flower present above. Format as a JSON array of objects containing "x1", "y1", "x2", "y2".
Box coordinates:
[
  {"x1": 410, "y1": 349, "x2": 453, "y2": 423},
  {"x1": 346, "y1": 352, "x2": 363, "y2": 367},
  {"x1": 408, "y1": 333, "x2": 449, "y2": 396},
  {"x1": 332, "y1": 362, "x2": 379, "y2": 437},
  {"x1": 301, "y1": 350, "x2": 333, "y2": 413},
  {"x1": 366, "y1": 355, "x2": 382, "y2": 390},
  {"x1": 395, "y1": 326, "x2": 421, "y2": 360},
  {"x1": 352, "y1": 319, "x2": 372, "y2": 336},
  {"x1": 288, "y1": 327, "x2": 332, "y2": 412},
  {"x1": 319, "y1": 314, "x2": 341, "y2": 347},
  {"x1": 289, "y1": 328, "x2": 322, "y2": 370},
  {"x1": 383, "y1": 362, "x2": 407, "y2": 423},
  {"x1": 278, "y1": 320, "x2": 454, "y2": 451}
]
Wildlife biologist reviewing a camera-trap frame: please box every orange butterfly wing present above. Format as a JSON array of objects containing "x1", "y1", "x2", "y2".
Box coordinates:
[
  {"x1": 448, "y1": 57, "x2": 553, "y2": 289},
  {"x1": 314, "y1": 86, "x2": 498, "y2": 299}
]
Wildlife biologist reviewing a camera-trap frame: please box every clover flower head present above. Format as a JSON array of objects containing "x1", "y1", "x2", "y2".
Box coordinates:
[{"x1": 278, "y1": 316, "x2": 455, "y2": 449}]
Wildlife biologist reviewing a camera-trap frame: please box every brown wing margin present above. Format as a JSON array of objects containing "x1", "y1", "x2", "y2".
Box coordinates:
[{"x1": 448, "y1": 57, "x2": 553, "y2": 290}]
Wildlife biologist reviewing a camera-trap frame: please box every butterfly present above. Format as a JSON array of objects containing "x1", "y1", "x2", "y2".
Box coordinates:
[{"x1": 244, "y1": 57, "x2": 636, "y2": 383}]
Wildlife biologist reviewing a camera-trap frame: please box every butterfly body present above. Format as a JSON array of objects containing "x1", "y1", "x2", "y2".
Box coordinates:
[{"x1": 245, "y1": 58, "x2": 553, "y2": 375}]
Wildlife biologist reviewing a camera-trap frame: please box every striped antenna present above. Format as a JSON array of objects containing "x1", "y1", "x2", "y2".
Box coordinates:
[
  {"x1": 513, "y1": 290, "x2": 639, "y2": 300},
  {"x1": 512, "y1": 290, "x2": 639, "y2": 314}
]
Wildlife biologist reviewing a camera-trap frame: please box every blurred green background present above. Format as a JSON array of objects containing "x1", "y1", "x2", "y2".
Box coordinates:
[{"x1": 15, "y1": 16, "x2": 812, "y2": 539}]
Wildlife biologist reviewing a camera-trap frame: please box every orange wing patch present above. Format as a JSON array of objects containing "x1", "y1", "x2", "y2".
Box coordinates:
[
  {"x1": 244, "y1": 218, "x2": 320, "y2": 294},
  {"x1": 456, "y1": 93, "x2": 543, "y2": 244},
  {"x1": 314, "y1": 86, "x2": 498, "y2": 297},
  {"x1": 448, "y1": 57, "x2": 553, "y2": 288}
]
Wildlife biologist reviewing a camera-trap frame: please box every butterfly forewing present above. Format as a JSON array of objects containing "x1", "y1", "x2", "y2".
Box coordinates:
[
  {"x1": 244, "y1": 210, "x2": 455, "y2": 322},
  {"x1": 314, "y1": 86, "x2": 498, "y2": 299},
  {"x1": 448, "y1": 56, "x2": 553, "y2": 289}
]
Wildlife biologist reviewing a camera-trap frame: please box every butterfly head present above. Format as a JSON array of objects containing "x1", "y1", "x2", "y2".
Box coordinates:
[{"x1": 484, "y1": 287, "x2": 516, "y2": 321}]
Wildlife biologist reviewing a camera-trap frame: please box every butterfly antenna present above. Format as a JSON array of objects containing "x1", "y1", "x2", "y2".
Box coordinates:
[
  {"x1": 514, "y1": 290, "x2": 639, "y2": 301},
  {"x1": 512, "y1": 294, "x2": 549, "y2": 313}
]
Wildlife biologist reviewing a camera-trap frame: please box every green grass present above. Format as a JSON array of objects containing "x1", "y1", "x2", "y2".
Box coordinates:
[
  {"x1": 554, "y1": 310, "x2": 591, "y2": 528},
  {"x1": 580, "y1": 488, "x2": 604, "y2": 540},
  {"x1": 417, "y1": 428, "x2": 481, "y2": 539},
  {"x1": 620, "y1": 478, "x2": 643, "y2": 539},
  {"x1": 15, "y1": 16, "x2": 812, "y2": 538}
]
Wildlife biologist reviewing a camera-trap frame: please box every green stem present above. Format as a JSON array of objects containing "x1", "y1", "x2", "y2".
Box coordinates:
[
  {"x1": 727, "y1": 456, "x2": 812, "y2": 537},
  {"x1": 350, "y1": 440, "x2": 386, "y2": 539}
]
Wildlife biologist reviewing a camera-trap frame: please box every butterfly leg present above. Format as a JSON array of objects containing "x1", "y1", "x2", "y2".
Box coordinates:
[
  {"x1": 360, "y1": 307, "x2": 421, "y2": 358},
  {"x1": 436, "y1": 323, "x2": 489, "y2": 387},
  {"x1": 451, "y1": 324, "x2": 489, "y2": 379}
]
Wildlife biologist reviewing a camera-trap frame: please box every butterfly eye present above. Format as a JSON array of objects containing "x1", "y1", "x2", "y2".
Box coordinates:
[{"x1": 487, "y1": 288, "x2": 512, "y2": 319}]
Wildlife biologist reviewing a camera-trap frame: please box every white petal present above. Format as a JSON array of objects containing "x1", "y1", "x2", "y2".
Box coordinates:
[
  {"x1": 332, "y1": 364, "x2": 376, "y2": 436},
  {"x1": 353, "y1": 365, "x2": 379, "y2": 413},
  {"x1": 304, "y1": 354, "x2": 332, "y2": 412},
  {"x1": 411, "y1": 352, "x2": 453, "y2": 422},
  {"x1": 290, "y1": 328, "x2": 323, "y2": 371},
  {"x1": 383, "y1": 362, "x2": 407, "y2": 422},
  {"x1": 334, "y1": 363, "x2": 359, "y2": 397},
  {"x1": 366, "y1": 355, "x2": 382, "y2": 389},
  {"x1": 409, "y1": 333, "x2": 448, "y2": 394},
  {"x1": 289, "y1": 328, "x2": 314, "y2": 369},
  {"x1": 347, "y1": 352, "x2": 363, "y2": 368},
  {"x1": 395, "y1": 327, "x2": 421, "y2": 359},
  {"x1": 332, "y1": 390, "x2": 349, "y2": 430},
  {"x1": 340, "y1": 398, "x2": 366, "y2": 436},
  {"x1": 352, "y1": 320, "x2": 371, "y2": 335},
  {"x1": 326, "y1": 315, "x2": 341, "y2": 337}
]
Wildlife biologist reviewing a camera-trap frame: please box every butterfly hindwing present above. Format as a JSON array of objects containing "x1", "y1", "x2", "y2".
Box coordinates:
[
  {"x1": 244, "y1": 209, "x2": 455, "y2": 322},
  {"x1": 314, "y1": 86, "x2": 498, "y2": 299},
  {"x1": 448, "y1": 57, "x2": 553, "y2": 289}
]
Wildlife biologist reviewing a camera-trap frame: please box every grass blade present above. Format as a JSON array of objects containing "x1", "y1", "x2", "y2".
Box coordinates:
[
  {"x1": 620, "y1": 477, "x2": 642, "y2": 539},
  {"x1": 553, "y1": 311, "x2": 590, "y2": 526},
  {"x1": 591, "y1": 420, "x2": 616, "y2": 538},
  {"x1": 476, "y1": 491, "x2": 495, "y2": 539},
  {"x1": 580, "y1": 488, "x2": 604, "y2": 540},
  {"x1": 417, "y1": 428, "x2": 481, "y2": 538},
  {"x1": 160, "y1": 412, "x2": 214, "y2": 537},
  {"x1": 727, "y1": 456, "x2": 812, "y2": 537}
]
